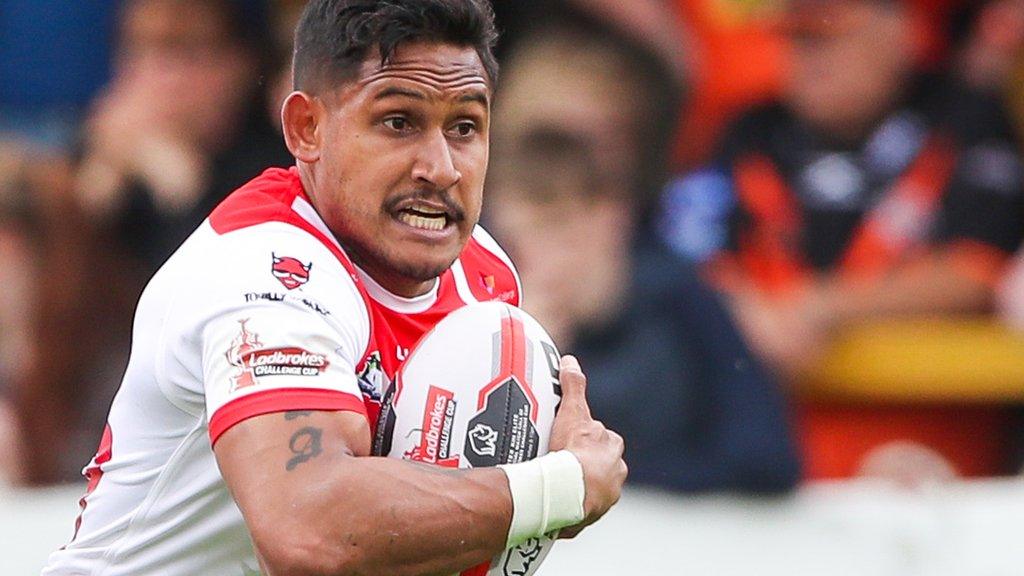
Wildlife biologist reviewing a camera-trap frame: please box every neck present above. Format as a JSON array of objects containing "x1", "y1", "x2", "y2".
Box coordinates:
[{"x1": 358, "y1": 261, "x2": 438, "y2": 299}]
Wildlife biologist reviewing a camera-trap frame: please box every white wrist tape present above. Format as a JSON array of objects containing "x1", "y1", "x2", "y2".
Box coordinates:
[{"x1": 498, "y1": 450, "x2": 586, "y2": 548}]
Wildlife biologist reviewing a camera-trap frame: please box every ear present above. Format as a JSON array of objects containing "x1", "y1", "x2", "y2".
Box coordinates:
[{"x1": 281, "y1": 91, "x2": 322, "y2": 163}]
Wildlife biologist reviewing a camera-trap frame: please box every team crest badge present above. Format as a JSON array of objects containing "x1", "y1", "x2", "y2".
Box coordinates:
[{"x1": 272, "y1": 253, "x2": 312, "y2": 290}]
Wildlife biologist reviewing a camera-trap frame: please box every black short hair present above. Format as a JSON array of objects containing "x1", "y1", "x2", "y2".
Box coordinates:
[{"x1": 293, "y1": 0, "x2": 499, "y2": 93}]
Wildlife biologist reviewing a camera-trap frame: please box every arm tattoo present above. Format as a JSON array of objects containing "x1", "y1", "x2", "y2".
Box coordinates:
[
  {"x1": 286, "y1": 426, "x2": 323, "y2": 471},
  {"x1": 284, "y1": 410, "x2": 313, "y2": 420}
]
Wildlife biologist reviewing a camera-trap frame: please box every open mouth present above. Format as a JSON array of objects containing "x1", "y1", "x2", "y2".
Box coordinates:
[
  {"x1": 396, "y1": 207, "x2": 449, "y2": 232},
  {"x1": 389, "y1": 195, "x2": 463, "y2": 234}
]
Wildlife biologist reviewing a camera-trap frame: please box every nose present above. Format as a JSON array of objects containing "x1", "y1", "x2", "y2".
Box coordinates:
[{"x1": 411, "y1": 129, "x2": 461, "y2": 191}]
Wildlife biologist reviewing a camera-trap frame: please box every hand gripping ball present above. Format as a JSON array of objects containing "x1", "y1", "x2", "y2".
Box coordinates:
[{"x1": 373, "y1": 301, "x2": 564, "y2": 576}]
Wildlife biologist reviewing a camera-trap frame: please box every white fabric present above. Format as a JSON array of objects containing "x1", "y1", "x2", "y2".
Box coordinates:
[{"x1": 42, "y1": 220, "x2": 370, "y2": 576}]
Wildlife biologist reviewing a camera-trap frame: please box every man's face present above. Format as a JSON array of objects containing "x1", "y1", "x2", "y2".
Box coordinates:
[
  {"x1": 120, "y1": 0, "x2": 254, "y2": 148},
  {"x1": 492, "y1": 39, "x2": 639, "y2": 193},
  {"x1": 785, "y1": 2, "x2": 911, "y2": 140},
  {"x1": 310, "y1": 42, "x2": 490, "y2": 297}
]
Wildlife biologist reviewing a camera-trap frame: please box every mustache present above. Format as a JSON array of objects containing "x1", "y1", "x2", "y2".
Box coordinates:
[{"x1": 384, "y1": 190, "x2": 466, "y2": 221}]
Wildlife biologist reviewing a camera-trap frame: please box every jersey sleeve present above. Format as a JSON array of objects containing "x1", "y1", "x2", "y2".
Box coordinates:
[{"x1": 197, "y1": 223, "x2": 370, "y2": 444}]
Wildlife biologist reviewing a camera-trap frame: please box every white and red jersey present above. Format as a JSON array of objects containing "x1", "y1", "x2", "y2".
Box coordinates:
[{"x1": 43, "y1": 167, "x2": 521, "y2": 576}]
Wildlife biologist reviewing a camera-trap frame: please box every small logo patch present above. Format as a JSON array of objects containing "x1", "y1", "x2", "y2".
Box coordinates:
[
  {"x1": 468, "y1": 423, "x2": 498, "y2": 457},
  {"x1": 226, "y1": 320, "x2": 329, "y2": 390},
  {"x1": 247, "y1": 348, "x2": 329, "y2": 377},
  {"x1": 480, "y1": 273, "x2": 496, "y2": 295},
  {"x1": 272, "y1": 254, "x2": 312, "y2": 290}
]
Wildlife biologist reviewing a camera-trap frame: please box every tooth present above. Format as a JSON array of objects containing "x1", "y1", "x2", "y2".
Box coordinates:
[{"x1": 398, "y1": 212, "x2": 445, "y2": 231}]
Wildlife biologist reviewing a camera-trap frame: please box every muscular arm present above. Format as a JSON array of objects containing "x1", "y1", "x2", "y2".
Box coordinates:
[{"x1": 215, "y1": 409, "x2": 512, "y2": 576}]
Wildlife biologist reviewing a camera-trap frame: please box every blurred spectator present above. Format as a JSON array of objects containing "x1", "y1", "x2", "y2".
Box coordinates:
[
  {"x1": 1, "y1": 0, "x2": 120, "y2": 482},
  {"x1": 934, "y1": 1, "x2": 1024, "y2": 151},
  {"x1": 75, "y1": 0, "x2": 291, "y2": 272},
  {"x1": 12, "y1": 0, "x2": 292, "y2": 484},
  {"x1": 955, "y1": 0, "x2": 1024, "y2": 93},
  {"x1": 0, "y1": 139, "x2": 82, "y2": 484},
  {"x1": 669, "y1": 0, "x2": 790, "y2": 169},
  {"x1": 491, "y1": 0, "x2": 688, "y2": 94},
  {"x1": 488, "y1": 17, "x2": 800, "y2": 493},
  {"x1": 659, "y1": 0, "x2": 1024, "y2": 481},
  {"x1": 666, "y1": 0, "x2": 969, "y2": 169},
  {"x1": 0, "y1": 144, "x2": 35, "y2": 485}
]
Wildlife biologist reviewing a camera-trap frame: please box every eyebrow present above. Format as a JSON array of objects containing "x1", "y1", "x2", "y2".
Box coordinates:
[
  {"x1": 373, "y1": 86, "x2": 489, "y2": 107},
  {"x1": 458, "y1": 91, "x2": 489, "y2": 107},
  {"x1": 374, "y1": 86, "x2": 427, "y2": 101}
]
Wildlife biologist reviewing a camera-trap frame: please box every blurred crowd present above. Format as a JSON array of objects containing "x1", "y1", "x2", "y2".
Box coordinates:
[{"x1": 2, "y1": 0, "x2": 1024, "y2": 494}]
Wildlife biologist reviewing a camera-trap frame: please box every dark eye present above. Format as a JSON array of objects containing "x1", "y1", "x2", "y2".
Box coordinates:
[
  {"x1": 383, "y1": 117, "x2": 411, "y2": 132},
  {"x1": 449, "y1": 121, "x2": 476, "y2": 138}
]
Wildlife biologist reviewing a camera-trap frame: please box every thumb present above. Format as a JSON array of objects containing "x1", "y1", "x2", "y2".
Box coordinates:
[{"x1": 558, "y1": 355, "x2": 591, "y2": 419}]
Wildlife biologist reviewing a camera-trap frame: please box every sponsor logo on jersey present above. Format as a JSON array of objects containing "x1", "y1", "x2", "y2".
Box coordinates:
[
  {"x1": 299, "y1": 298, "x2": 331, "y2": 315},
  {"x1": 356, "y1": 351, "x2": 386, "y2": 403},
  {"x1": 403, "y1": 386, "x2": 460, "y2": 468},
  {"x1": 244, "y1": 291, "x2": 286, "y2": 302},
  {"x1": 271, "y1": 253, "x2": 312, "y2": 290},
  {"x1": 243, "y1": 292, "x2": 332, "y2": 316},
  {"x1": 360, "y1": 350, "x2": 392, "y2": 437},
  {"x1": 226, "y1": 320, "x2": 329, "y2": 390},
  {"x1": 479, "y1": 273, "x2": 496, "y2": 295},
  {"x1": 247, "y1": 348, "x2": 329, "y2": 377}
]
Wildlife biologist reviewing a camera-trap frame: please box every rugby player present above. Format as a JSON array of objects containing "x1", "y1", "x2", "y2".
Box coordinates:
[{"x1": 43, "y1": 1, "x2": 627, "y2": 574}]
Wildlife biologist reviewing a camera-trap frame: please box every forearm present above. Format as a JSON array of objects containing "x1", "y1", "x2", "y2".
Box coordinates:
[
  {"x1": 219, "y1": 411, "x2": 512, "y2": 576},
  {"x1": 271, "y1": 456, "x2": 511, "y2": 576},
  {"x1": 220, "y1": 381, "x2": 597, "y2": 576}
]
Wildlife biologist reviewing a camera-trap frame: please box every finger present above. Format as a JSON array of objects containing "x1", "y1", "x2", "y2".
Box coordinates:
[
  {"x1": 558, "y1": 355, "x2": 592, "y2": 419},
  {"x1": 557, "y1": 525, "x2": 584, "y2": 540}
]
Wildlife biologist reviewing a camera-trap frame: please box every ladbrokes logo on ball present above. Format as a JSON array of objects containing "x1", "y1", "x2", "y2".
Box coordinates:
[
  {"x1": 403, "y1": 386, "x2": 460, "y2": 468},
  {"x1": 271, "y1": 253, "x2": 312, "y2": 290},
  {"x1": 227, "y1": 319, "x2": 329, "y2": 391}
]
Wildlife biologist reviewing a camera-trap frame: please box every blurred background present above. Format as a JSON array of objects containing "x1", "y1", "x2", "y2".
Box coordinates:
[{"x1": 4, "y1": 0, "x2": 1024, "y2": 573}]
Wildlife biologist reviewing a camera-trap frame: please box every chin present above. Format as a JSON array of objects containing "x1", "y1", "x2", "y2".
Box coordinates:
[{"x1": 390, "y1": 255, "x2": 458, "y2": 284}]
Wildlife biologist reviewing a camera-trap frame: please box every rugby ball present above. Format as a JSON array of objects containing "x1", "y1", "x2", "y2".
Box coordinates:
[{"x1": 372, "y1": 301, "x2": 563, "y2": 576}]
